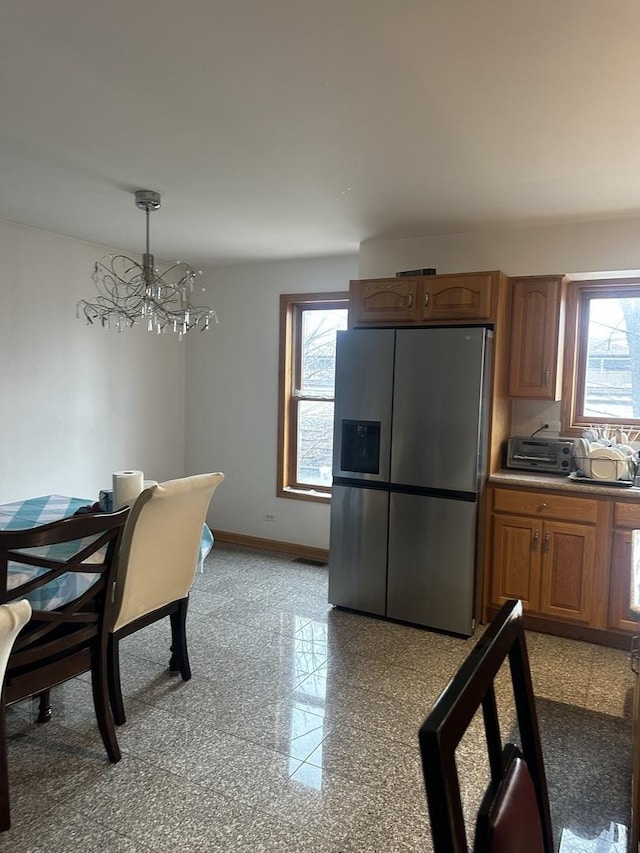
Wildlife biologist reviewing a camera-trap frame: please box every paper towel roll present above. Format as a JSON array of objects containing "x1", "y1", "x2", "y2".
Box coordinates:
[{"x1": 112, "y1": 470, "x2": 144, "y2": 509}]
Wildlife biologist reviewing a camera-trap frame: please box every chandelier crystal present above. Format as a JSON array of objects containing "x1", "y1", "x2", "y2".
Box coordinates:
[{"x1": 77, "y1": 190, "x2": 217, "y2": 338}]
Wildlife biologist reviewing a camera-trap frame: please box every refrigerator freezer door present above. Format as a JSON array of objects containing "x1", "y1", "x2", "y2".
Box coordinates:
[
  {"x1": 328, "y1": 485, "x2": 389, "y2": 616},
  {"x1": 387, "y1": 492, "x2": 477, "y2": 635},
  {"x1": 332, "y1": 329, "x2": 395, "y2": 482},
  {"x1": 391, "y1": 327, "x2": 490, "y2": 493}
]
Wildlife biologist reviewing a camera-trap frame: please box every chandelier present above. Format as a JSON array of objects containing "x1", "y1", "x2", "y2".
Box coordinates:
[{"x1": 77, "y1": 190, "x2": 217, "y2": 337}]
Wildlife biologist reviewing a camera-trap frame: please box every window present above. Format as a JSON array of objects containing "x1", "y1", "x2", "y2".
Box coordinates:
[
  {"x1": 278, "y1": 292, "x2": 349, "y2": 501},
  {"x1": 562, "y1": 278, "x2": 640, "y2": 432}
]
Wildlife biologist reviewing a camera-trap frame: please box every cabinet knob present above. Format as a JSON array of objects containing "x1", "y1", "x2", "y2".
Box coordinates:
[
  {"x1": 424, "y1": 292, "x2": 430, "y2": 308},
  {"x1": 537, "y1": 502, "x2": 548, "y2": 512},
  {"x1": 532, "y1": 529, "x2": 539, "y2": 552},
  {"x1": 632, "y1": 636, "x2": 640, "y2": 674},
  {"x1": 544, "y1": 368, "x2": 550, "y2": 385},
  {"x1": 542, "y1": 532, "x2": 550, "y2": 553},
  {"x1": 408, "y1": 293, "x2": 413, "y2": 308}
]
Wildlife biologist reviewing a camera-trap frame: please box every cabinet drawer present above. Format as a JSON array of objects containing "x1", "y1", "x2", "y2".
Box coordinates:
[
  {"x1": 614, "y1": 501, "x2": 640, "y2": 529},
  {"x1": 492, "y1": 488, "x2": 598, "y2": 524}
]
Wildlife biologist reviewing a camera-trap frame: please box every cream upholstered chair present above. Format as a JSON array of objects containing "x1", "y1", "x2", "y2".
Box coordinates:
[
  {"x1": 107, "y1": 472, "x2": 225, "y2": 725},
  {"x1": 0, "y1": 600, "x2": 32, "y2": 831}
]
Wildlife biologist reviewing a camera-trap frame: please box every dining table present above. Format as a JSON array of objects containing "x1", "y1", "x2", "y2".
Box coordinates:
[{"x1": 0, "y1": 494, "x2": 214, "y2": 611}]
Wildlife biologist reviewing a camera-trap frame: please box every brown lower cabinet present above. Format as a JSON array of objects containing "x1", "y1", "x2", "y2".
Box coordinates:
[
  {"x1": 485, "y1": 484, "x2": 637, "y2": 646},
  {"x1": 491, "y1": 514, "x2": 595, "y2": 623},
  {"x1": 609, "y1": 501, "x2": 640, "y2": 634}
]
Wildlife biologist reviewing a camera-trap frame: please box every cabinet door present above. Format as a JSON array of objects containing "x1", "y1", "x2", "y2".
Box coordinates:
[
  {"x1": 538, "y1": 520, "x2": 594, "y2": 622},
  {"x1": 491, "y1": 515, "x2": 541, "y2": 611},
  {"x1": 507, "y1": 276, "x2": 565, "y2": 399},
  {"x1": 349, "y1": 278, "x2": 419, "y2": 325},
  {"x1": 422, "y1": 272, "x2": 493, "y2": 322},
  {"x1": 608, "y1": 528, "x2": 638, "y2": 633}
]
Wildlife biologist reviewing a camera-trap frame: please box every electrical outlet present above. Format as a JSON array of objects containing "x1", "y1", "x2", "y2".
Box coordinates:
[
  {"x1": 263, "y1": 512, "x2": 276, "y2": 522},
  {"x1": 547, "y1": 421, "x2": 562, "y2": 433}
]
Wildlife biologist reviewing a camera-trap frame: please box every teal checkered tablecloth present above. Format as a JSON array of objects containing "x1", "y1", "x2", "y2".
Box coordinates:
[{"x1": 0, "y1": 494, "x2": 214, "y2": 611}]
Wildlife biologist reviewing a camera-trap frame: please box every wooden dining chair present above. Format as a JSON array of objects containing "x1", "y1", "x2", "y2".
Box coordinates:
[
  {"x1": 0, "y1": 600, "x2": 32, "y2": 831},
  {"x1": 0, "y1": 508, "x2": 129, "y2": 776},
  {"x1": 107, "y1": 472, "x2": 225, "y2": 724},
  {"x1": 418, "y1": 599, "x2": 554, "y2": 853}
]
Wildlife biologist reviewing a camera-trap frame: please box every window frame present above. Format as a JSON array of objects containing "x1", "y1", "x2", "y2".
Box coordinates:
[
  {"x1": 561, "y1": 277, "x2": 640, "y2": 435},
  {"x1": 277, "y1": 291, "x2": 349, "y2": 502}
]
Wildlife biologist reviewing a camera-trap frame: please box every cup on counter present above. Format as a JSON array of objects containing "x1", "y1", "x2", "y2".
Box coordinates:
[{"x1": 98, "y1": 489, "x2": 113, "y2": 513}]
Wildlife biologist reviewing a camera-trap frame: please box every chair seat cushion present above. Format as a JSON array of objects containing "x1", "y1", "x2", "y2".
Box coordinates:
[{"x1": 482, "y1": 754, "x2": 546, "y2": 853}]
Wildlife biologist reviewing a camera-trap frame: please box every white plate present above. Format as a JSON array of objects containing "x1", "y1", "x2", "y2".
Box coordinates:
[
  {"x1": 575, "y1": 438, "x2": 591, "y2": 475},
  {"x1": 588, "y1": 447, "x2": 626, "y2": 480}
]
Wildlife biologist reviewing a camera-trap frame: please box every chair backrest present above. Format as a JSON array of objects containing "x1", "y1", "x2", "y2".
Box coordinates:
[
  {"x1": 418, "y1": 599, "x2": 554, "y2": 853},
  {"x1": 0, "y1": 509, "x2": 128, "y2": 698},
  {"x1": 111, "y1": 473, "x2": 224, "y2": 632}
]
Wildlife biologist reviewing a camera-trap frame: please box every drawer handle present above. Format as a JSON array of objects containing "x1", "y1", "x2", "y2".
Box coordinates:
[
  {"x1": 408, "y1": 293, "x2": 413, "y2": 308},
  {"x1": 632, "y1": 636, "x2": 640, "y2": 674},
  {"x1": 532, "y1": 529, "x2": 539, "y2": 552},
  {"x1": 424, "y1": 292, "x2": 430, "y2": 308},
  {"x1": 542, "y1": 532, "x2": 550, "y2": 553},
  {"x1": 544, "y1": 367, "x2": 550, "y2": 386}
]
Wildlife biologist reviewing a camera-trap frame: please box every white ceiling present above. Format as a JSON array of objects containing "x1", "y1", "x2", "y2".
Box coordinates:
[{"x1": 2, "y1": 0, "x2": 640, "y2": 267}]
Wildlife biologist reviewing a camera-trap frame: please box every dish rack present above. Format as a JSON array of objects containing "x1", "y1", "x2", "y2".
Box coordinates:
[{"x1": 573, "y1": 454, "x2": 638, "y2": 484}]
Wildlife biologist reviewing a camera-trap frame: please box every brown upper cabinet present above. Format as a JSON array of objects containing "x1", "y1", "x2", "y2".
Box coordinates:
[
  {"x1": 349, "y1": 277, "x2": 420, "y2": 324},
  {"x1": 349, "y1": 271, "x2": 504, "y2": 327},
  {"x1": 506, "y1": 275, "x2": 567, "y2": 400}
]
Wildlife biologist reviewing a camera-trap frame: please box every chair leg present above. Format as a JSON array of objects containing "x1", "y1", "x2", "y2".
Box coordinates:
[
  {"x1": 91, "y1": 653, "x2": 120, "y2": 763},
  {"x1": 107, "y1": 634, "x2": 126, "y2": 727},
  {"x1": 36, "y1": 689, "x2": 51, "y2": 724},
  {"x1": 0, "y1": 697, "x2": 10, "y2": 831},
  {"x1": 169, "y1": 599, "x2": 191, "y2": 681}
]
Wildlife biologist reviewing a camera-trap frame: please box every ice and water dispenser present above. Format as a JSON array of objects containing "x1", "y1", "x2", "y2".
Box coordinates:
[{"x1": 340, "y1": 420, "x2": 381, "y2": 475}]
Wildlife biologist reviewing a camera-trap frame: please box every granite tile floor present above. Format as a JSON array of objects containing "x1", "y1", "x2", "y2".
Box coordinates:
[{"x1": 2, "y1": 542, "x2": 634, "y2": 852}]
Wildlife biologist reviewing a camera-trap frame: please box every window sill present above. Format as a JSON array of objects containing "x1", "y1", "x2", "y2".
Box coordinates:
[{"x1": 278, "y1": 487, "x2": 331, "y2": 504}]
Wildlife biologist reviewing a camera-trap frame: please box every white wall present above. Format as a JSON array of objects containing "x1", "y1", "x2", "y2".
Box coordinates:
[
  {"x1": 358, "y1": 216, "x2": 640, "y2": 279},
  {"x1": 185, "y1": 254, "x2": 358, "y2": 550},
  {"x1": 359, "y1": 216, "x2": 640, "y2": 438},
  {"x1": 0, "y1": 219, "x2": 186, "y2": 504}
]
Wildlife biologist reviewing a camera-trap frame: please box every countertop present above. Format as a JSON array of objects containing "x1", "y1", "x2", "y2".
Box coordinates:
[{"x1": 489, "y1": 469, "x2": 640, "y2": 500}]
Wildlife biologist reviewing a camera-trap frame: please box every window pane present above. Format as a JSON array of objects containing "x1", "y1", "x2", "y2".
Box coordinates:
[
  {"x1": 297, "y1": 400, "x2": 334, "y2": 486},
  {"x1": 300, "y1": 309, "x2": 348, "y2": 395},
  {"x1": 583, "y1": 296, "x2": 640, "y2": 420}
]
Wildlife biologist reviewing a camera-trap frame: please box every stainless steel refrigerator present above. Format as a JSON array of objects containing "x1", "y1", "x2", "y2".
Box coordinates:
[{"x1": 328, "y1": 326, "x2": 492, "y2": 636}]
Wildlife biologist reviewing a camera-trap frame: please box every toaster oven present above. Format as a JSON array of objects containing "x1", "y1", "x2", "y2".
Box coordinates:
[{"x1": 506, "y1": 437, "x2": 574, "y2": 473}]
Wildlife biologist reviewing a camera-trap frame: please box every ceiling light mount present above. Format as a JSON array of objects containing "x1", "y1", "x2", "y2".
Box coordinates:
[
  {"x1": 77, "y1": 190, "x2": 217, "y2": 338},
  {"x1": 134, "y1": 189, "x2": 161, "y2": 211}
]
